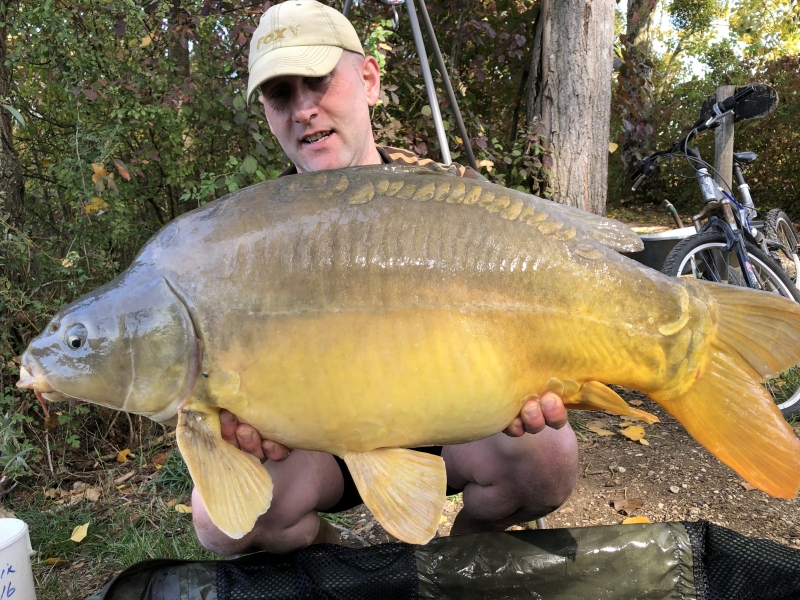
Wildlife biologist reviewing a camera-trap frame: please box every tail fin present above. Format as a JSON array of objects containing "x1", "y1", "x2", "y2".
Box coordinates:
[{"x1": 653, "y1": 281, "x2": 800, "y2": 499}]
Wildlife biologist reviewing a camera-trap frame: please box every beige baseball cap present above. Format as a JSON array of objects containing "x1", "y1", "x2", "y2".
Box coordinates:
[{"x1": 247, "y1": 0, "x2": 365, "y2": 104}]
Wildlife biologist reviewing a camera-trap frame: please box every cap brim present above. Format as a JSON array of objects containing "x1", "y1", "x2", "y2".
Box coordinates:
[{"x1": 247, "y1": 45, "x2": 344, "y2": 105}]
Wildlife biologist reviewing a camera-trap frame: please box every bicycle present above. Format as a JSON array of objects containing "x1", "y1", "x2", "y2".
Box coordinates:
[{"x1": 631, "y1": 85, "x2": 800, "y2": 419}]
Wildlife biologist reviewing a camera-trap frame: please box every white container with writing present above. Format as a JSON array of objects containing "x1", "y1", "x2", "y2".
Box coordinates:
[{"x1": 0, "y1": 519, "x2": 35, "y2": 599}]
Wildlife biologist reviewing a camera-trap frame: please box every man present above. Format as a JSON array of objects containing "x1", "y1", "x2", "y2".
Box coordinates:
[{"x1": 191, "y1": 0, "x2": 578, "y2": 555}]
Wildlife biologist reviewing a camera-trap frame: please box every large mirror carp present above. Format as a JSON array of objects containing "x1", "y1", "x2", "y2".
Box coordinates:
[{"x1": 17, "y1": 165, "x2": 800, "y2": 544}]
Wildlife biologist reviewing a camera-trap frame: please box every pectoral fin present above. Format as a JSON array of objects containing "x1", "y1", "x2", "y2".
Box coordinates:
[
  {"x1": 176, "y1": 404, "x2": 273, "y2": 539},
  {"x1": 342, "y1": 448, "x2": 447, "y2": 545},
  {"x1": 563, "y1": 380, "x2": 659, "y2": 424}
]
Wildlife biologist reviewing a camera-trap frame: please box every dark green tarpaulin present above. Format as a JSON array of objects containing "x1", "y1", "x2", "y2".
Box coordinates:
[{"x1": 86, "y1": 520, "x2": 800, "y2": 600}]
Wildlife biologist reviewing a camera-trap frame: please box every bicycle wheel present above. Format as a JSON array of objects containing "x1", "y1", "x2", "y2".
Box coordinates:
[
  {"x1": 661, "y1": 231, "x2": 800, "y2": 419},
  {"x1": 764, "y1": 208, "x2": 800, "y2": 283}
]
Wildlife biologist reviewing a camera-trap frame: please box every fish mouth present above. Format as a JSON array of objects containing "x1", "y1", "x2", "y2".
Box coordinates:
[{"x1": 17, "y1": 362, "x2": 72, "y2": 413}]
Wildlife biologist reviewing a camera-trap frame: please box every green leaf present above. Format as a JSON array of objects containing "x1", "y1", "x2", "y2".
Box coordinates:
[
  {"x1": 241, "y1": 155, "x2": 258, "y2": 175},
  {"x1": 2, "y1": 105, "x2": 25, "y2": 127},
  {"x1": 421, "y1": 105, "x2": 432, "y2": 116}
]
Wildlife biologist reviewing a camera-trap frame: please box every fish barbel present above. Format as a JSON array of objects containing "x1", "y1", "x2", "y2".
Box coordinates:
[{"x1": 17, "y1": 165, "x2": 800, "y2": 544}]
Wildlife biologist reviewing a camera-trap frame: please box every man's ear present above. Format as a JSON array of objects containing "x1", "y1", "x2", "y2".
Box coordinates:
[{"x1": 360, "y1": 55, "x2": 381, "y2": 107}]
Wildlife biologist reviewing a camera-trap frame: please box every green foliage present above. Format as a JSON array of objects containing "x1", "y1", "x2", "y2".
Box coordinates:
[{"x1": 669, "y1": 0, "x2": 718, "y2": 32}]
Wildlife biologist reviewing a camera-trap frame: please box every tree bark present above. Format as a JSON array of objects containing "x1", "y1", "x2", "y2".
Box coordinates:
[
  {"x1": 168, "y1": 1, "x2": 191, "y2": 82},
  {"x1": 0, "y1": 2, "x2": 24, "y2": 229},
  {"x1": 528, "y1": 0, "x2": 615, "y2": 215},
  {"x1": 620, "y1": 0, "x2": 657, "y2": 172}
]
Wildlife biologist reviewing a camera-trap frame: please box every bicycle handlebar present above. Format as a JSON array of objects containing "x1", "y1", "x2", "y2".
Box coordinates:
[{"x1": 630, "y1": 85, "x2": 757, "y2": 187}]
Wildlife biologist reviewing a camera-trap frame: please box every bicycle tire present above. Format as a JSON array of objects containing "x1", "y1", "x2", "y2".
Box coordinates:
[
  {"x1": 764, "y1": 208, "x2": 800, "y2": 283},
  {"x1": 661, "y1": 231, "x2": 800, "y2": 419}
]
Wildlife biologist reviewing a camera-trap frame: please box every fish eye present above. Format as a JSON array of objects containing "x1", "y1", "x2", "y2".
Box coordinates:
[{"x1": 65, "y1": 324, "x2": 88, "y2": 350}]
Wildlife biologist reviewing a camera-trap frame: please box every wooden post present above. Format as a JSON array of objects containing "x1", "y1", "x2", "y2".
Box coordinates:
[{"x1": 714, "y1": 85, "x2": 736, "y2": 188}]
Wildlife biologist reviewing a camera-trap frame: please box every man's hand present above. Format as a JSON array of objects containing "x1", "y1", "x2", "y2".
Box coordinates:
[
  {"x1": 219, "y1": 409, "x2": 292, "y2": 462},
  {"x1": 503, "y1": 392, "x2": 568, "y2": 437}
]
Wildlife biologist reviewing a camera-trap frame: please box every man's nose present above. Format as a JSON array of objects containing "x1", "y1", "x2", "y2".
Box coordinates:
[{"x1": 292, "y1": 89, "x2": 319, "y2": 124}]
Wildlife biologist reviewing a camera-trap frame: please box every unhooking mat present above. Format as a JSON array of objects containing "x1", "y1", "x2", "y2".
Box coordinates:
[{"x1": 86, "y1": 520, "x2": 800, "y2": 600}]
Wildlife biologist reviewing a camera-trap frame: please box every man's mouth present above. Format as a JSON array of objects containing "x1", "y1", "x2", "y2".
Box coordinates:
[{"x1": 302, "y1": 130, "x2": 333, "y2": 144}]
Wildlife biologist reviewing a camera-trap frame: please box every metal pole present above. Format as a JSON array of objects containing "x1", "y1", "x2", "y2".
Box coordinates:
[
  {"x1": 342, "y1": 0, "x2": 353, "y2": 18},
  {"x1": 404, "y1": 0, "x2": 452, "y2": 165},
  {"x1": 416, "y1": 0, "x2": 478, "y2": 171}
]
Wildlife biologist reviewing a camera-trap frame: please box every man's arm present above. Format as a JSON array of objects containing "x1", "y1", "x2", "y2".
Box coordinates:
[{"x1": 219, "y1": 393, "x2": 568, "y2": 461}]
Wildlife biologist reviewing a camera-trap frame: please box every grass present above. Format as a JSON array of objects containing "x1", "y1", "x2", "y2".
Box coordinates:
[{"x1": 7, "y1": 445, "x2": 214, "y2": 599}]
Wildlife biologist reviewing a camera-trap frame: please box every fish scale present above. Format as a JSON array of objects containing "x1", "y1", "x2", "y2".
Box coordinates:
[{"x1": 17, "y1": 165, "x2": 800, "y2": 546}]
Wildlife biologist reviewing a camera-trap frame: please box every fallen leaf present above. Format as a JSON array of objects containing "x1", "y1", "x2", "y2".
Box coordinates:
[
  {"x1": 117, "y1": 449, "x2": 132, "y2": 463},
  {"x1": 587, "y1": 425, "x2": 615, "y2": 437},
  {"x1": 61, "y1": 251, "x2": 79, "y2": 268},
  {"x1": 559, "y1": 507, "x2": 574, "y2": 515},
  {"x1": 639, "y1": 439, "x2": 650, "y2": 446},
  {"x1": 622, "y1": 516, "x2": 651, "y2": 524},
  {"x1": 44, "y1": 488, "x2": 59, "y2": 499},
  {"x1": 70, "y1": 523, "x2": 89, "y2": 543},
  {"x1": 740, "y1": 482, "x2": 757, "y2": 491},
  {"x1": 80, "y1": 487, "x2": 101, "y2": 502},
  {"x1": 669, "y1": 485, "x2": 680, "y2": 494},
  {"x1": 166, "y1": 498, "x2": 177, "y2": 508},
  {"x1": 608, "y1": 142, "x2": 619, "y2": 153},
  {"x1": 613, "y1": 498, "x2": 644, "y2": 515},
  {"x1": 629, "y1": 399, "x2": 643, "y2": 406},
  {"x1": 174, "y1": 504, "x2": 192, "y2": 514},
  {"x1": 85, "y1": 196, "x2": 109, "y2": 215},
  {"x1": 44, "y1": 557, "x2": 69, "y2": 566},
  {"x1": 114, "y1": 159, "x2": 131, "y2": 181},
  {"x1": 91, "y1": 163, "x2": 107, "y2": 182},
  {"x1": 439, "y1": 514, "x2": 448, "y2": 524},
  {"x1": 151, "y1": 453, "x2": 167, "y2": 467},
  {"x1": 620, "y1": 425, "x2": 646, "y2": 441}
]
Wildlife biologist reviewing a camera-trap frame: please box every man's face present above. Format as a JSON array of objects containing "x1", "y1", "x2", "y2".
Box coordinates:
[{"x1": 258, "y1": 53, "x2": 381, "y2": 173}]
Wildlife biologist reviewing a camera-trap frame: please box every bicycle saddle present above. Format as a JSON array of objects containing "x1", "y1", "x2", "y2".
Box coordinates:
[{"x1": 734, "y1": 151, "x2": 757, "y2": 164}]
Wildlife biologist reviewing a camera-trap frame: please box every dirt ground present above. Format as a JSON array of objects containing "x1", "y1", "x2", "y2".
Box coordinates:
[{"x1": 335, "y1": 390, "x2": 800, "y2": 550}]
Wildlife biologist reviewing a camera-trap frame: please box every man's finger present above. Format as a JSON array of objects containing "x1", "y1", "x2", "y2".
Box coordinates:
[
  {"x1": 538, "y1": 392, "x2": 568, "y2": 429},
  {"x1": 219, "y1": 409, "x2": 241, "y2": 447},
  {"x1": 235, "y1": 424, "x2": 266, "y2": 461},
  {"x1": 502, "y1": 416, "x2": 526, "y2": 438},
  {"x1": 521, "y1": 399, "x2": 547, "y2": 434},
  {"x1": 262, "y1": 440, "x2": 292, "y2": 462}
]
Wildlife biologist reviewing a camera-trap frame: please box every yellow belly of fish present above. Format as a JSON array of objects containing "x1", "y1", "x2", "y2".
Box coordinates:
[{"x1": 204, "y1": 306, "x2": 664, "y2": 455}]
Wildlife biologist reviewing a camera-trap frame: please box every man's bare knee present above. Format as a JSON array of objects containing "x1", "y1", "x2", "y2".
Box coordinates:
[{"x1": 192, "y1": 487, "x2": 328, "y2": 555}]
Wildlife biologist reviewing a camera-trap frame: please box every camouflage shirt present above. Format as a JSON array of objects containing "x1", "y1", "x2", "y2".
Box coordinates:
[{"x1": 279, "y1": 145, "x2": 486, "y2": 181}]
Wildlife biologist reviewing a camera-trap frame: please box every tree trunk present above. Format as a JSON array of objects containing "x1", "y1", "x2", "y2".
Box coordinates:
[
  {"x1": 0, "y1": 2, "x2": 24, "y2": 230},
  {"x1": 620, "y1": 0, "x2": 657, "y2": 173},
  {"x1": 528, "y1": 0, "x2": 615, "y2": 215},
  {"x1": 168, "y1": 1, "x2": 190, "y2": 81}
]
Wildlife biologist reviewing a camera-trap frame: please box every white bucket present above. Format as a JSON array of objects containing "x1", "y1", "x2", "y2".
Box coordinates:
[{"x1": 0, "y1": 519, "x2": 36, "y2": 600}]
